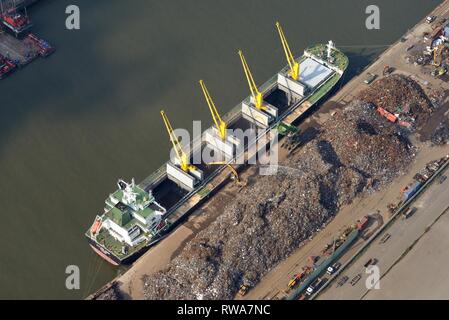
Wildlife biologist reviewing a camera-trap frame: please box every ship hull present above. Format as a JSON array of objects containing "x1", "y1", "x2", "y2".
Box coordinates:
[{"x1": 86, "y1": 232, "x2": 168, "y2": 266}]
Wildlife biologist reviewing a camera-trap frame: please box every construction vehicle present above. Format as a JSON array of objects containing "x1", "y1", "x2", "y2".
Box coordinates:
[
  {"x1": 237, "y1": 50, "x2": 266, "y2": 110},
  {"x1": 160, "y1": 110, "x2": 197, "y2": 173},
  {"x1": 432, "y1": 65, "x2": 447, "y2": 77},
  {"x1": 207, "y1": 161, "x2": 240, "y2": 184},
  {"x1": 433, "y1": 44, "x2": 444, "y2": 66},
  {"x1": 288, "y1": 271, "x2": 307, "y2": 289},
  {"x1": 356, "y1": 215, "x2": 370, "y2": 231},
  {"x1": 383, "y1": 65, "x2": 393, "y2": 76},
  {"x1": 275, "y1": 21, "x2": 300, "y2": 81},
  {"x1": 238, "y1": 284, "x2": 249, "y2": 297},
  {"x1": 199, "y1": 80, "x2": 227, "y2": 141}
]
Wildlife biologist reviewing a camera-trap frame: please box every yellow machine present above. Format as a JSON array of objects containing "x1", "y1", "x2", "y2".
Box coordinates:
[
  {"x1": 207, "y1": 161, "x2": 240, "y2": 183},
  {"x1": 276, "y1": 21, "x2": 300, "y2": 81},
  {"x1": 434, "y1": 44, "x2": 445, "y2": 66},
  {"x1": 199, "y1": 80, "x2": 227, "y2": 141},
  {"x1": 238, "y1": 50, "x2": 266, "y2": 110},
  {"x1": 160, "y1": 110, "x2": 197, "y2": 173}
]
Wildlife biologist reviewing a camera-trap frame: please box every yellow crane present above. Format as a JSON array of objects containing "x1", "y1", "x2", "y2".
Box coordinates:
[
  {"x1": 160, "y1": 110, "x2": 197, "y2": 173},
  {"x1": 238, "y1": 50, "x2": 266, "y2": 110},
  {"x1": 207, "y1": 161, "x2": 240, "y2": 183},
  {"x1": 199, "y1": 80, "x2": 227, "y2": 141},
  {"x1": 434, "y1": 44, "x2": 444, "y2": 66},
  {"x1": 276, "y1": 21, "x2": 300, "y2": 81}
]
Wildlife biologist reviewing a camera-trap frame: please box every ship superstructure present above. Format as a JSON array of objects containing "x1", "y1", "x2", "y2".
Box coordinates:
[{"x1": 88, "y1": 179, "x2": 167, "y2": 265}]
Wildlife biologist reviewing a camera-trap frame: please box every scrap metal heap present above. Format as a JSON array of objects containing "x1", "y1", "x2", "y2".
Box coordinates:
[
  {"x1": 358, "y1": 74, "x2": 433, "y2": 128},
  {"x1": 142, "y1": 100, "x2": 415, "y2": 300},
  {"x1": 432, "y1": 117, "x2": 449, "y2": 145}
]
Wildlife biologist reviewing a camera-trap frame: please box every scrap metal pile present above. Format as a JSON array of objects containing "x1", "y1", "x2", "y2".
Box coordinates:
[
  {"x1": 358, "y1": 74, "x2": 433, "y2": 128},
  {"x1": 142, "y1": 101, "x2": 415, "y2": 300},
  {"x1": 431, "y1": 117, "x2": 449, "y2": 145}
]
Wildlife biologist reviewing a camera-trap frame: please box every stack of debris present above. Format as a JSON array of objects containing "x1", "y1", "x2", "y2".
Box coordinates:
[
  {"x1": 92, "y1": 283, "x2": 124, "y2": 300},
  {"x1": 142, "y1": 100, "x2": 415, "y2": 300},
  {"x1": 358, "y1": 74, "x2": 433, "y2": 128},
  {"x1": 431, "y1": 117, "x2": 449, "y2": 145}
]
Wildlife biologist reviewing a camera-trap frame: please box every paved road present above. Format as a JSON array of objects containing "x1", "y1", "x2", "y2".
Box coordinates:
[
  {"x1": 365, "y1": 212, "x2": 449, "y2": 299},
  {"x1": 318, "y1": 166, "x2": 449, "y2": 300}
]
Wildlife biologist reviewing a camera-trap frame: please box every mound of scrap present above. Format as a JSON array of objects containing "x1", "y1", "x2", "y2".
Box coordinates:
[
  {"x1": 358, "y1": 74, "x2": 433, "y2": 128},
  {"x1": 431, "y1": 117, "x2": 449, "y2": 145},
  {"x1": 142, "y1": 101, "x2": 415, "y2": 300}
]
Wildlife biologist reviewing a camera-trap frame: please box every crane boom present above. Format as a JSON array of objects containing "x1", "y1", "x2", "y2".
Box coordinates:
[
  {"x1": 276, "y1": 21, "x2": 300, "y2": 81},
  {"x1": 160, "y1": 110, "x2": 196, "y2": 173},
  {"x1": 238, "y1": 50, "x2": 265, "y2": 110},
  {"x1": 207, "y1": 162, "x2": 240, "y2": 182},
  {"x1": 434, "y1": 44, "x2": 444, "y2": 66},
  {"x1": 199, "y1": 80, "x2": 227, "y2": 141}
]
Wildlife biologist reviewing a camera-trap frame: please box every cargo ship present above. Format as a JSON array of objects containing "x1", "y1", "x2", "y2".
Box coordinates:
[{"x1": 86, "y1": 39, "x2": 349, "y2": 266}]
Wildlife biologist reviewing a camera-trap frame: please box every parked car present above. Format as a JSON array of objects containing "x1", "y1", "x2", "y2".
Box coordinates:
[
  {"x1": 426, "y1": 15, "x2": 436, "y2": 23},
  {"x1": 439, "y1": 175, "x2": 447, "y2": 184},
  {"x1": 350, "y1": 274, "x2": 361, "y2": 286},
  {"x1": 379, "y1": 233, "x2": 391, "y2": 245},
  {"x1": 402, "y1": 207, "x2": 417, "y2": 220},
  {"x1": 336, "y1": 276, "x2": 349, "y2": 287},
  {"x1": 364, "y1": 73, "x2": 377, "y2": 84},
  {"x1": 364, "y1": 258, "x2": 378, "y2": 268}
]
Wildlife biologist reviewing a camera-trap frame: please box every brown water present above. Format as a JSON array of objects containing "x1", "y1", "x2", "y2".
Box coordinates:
[{"x1": 0, "y1": 0, "x2": 441, "y2": 299}]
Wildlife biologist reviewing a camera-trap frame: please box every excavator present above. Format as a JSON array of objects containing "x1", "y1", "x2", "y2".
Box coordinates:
[
  {"x1": 160, "y1": 110, "x2": 197, "y2": 173},
  {"x1": 275, "y1": 21, "x2": 300, "y2": 81},
  {"x1": 206, "y1": 161, "x2": 240, "y2": 183},
  {"x1": 199, "y1": 80, "x2": 227, "y2": 141},
  {"x1": 433, "y1": 43, "x2": 444, "y2": 66},
  {"x1": 431, "y1": 44, "x2": 447, "y2": 77},
  {"x1": 238, "y1": 50, "x2": 266, "y2": 110}
]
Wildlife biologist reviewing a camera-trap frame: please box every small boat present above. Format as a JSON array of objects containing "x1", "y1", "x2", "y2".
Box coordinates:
[
  {"x1": 0, "y1": 54, "x2": 16, "y2": 79},
  {"x1": 27, "y1": 33, "x2": 55, "y2": 57}
]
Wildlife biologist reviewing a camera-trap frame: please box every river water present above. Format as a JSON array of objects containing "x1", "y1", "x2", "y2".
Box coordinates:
[{"x1": 0, "y1": 0, "x2": 440, "y2": 299}]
